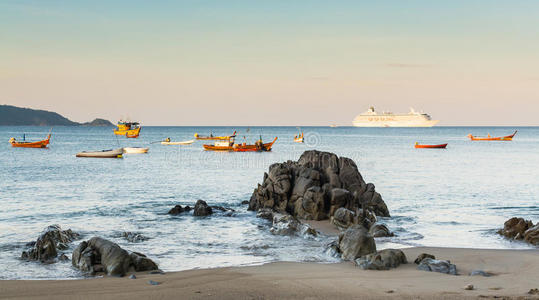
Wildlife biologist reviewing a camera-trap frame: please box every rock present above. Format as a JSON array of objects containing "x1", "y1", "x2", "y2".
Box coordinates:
[
  {"x1": 129, "y1": 274, "x2": 136, "y2": 279},
  {"x1": 248, "y1": 150, "x2": 390, "y2": 221},
  {"x1": 528, "y1": 288, "x2": 539, "y2": 295},
  {"x1": 241, "y1": 200, "x2": 249, "y2": 205},
  {"x1": 256, "y1": 208, "x2": 274, "y2": 221},
  {"x1": 369, "y1": 223, "x2": 393, "y2": 237},
  {"x1": 123, "y1": 232, "x2": 149, "y2": 243},
  {"x1": 168, "y1": 204, "x2": 191, "y2": 215},
  {"x1": 330, "y1": 207, "x2": 356, "y2": 230},
  {"x1": 193, "y1": 200, "x2": 213, "y2": 216},
  {"x1": 270, "y1": 213, "x2": 317, "y2": 237},
  {"x1": 338, "y1": 225, "x2": 376, "y2": 261},
  {"x1": 414, "y1": 253, "x2": 436, "y2": 264},
  {"x1": 324, "y1": 240, "x2": 341, "y2": 258},
  {"x1": 464, "y1": 284, "x2": 474, "y2": 290},
  {"x1": 58, "y1": 254, "x2": 69, "y2": 261},
  {"x1": 470, "y1": 270, "x2": 492, "y2": 277},
  {"x1": 524, "y1": 224, "x2": 539, "y2": 245},
  {"x1": 21, "y1": 225, "x2": 79, "y2": 263},
  {"x1": 497, "y1": 217, "x2": 533, "y2": 240},
  {"x1": 148, "y1": 280, "x2": 160, "y2": 286},
  {"x1": 355, "y1": 249, "x2": 407, "y2": 270},
  {"x1": 72, "y1": 237, "x2": 158, "y2": 276},
  {"x1": 417, "y1": 258, "x2": 457, "y2": 275}
]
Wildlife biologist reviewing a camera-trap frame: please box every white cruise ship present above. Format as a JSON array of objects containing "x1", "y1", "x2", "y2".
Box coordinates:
[{"x1": 352, "y1": 107, "x2": 439, "y2": 127}]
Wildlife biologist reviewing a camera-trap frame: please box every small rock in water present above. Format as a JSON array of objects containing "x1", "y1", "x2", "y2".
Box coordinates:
[
  {"x1": 129, "y1": 274, "x2": 136, "y2": 279},
  {"x1": 414, "y1": 253, "x2": 435, "y2": 264},
  {"x1": 148, "y1": 280, "x2": 160, "y2": 286},
  {"x1": 241, "y1": 200, "x2": 249, "y2": 205},
  {"x1": 464, "y1": 284, "x2": 474, "y2": 290},
  {"x1": 470, "y1": 270, "x2": 492, "y2": 277},
  {"x1": 58, "y1": 254, "x2": 69, "y2": 261},
  {"x1": 193, "y1": 200, "x2": 213, "y2": 216}
]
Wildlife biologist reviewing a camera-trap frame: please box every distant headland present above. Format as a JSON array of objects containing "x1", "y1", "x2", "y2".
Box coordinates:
[{"x1": 0, "y1": 105, "x2": 113, "y2": 126}]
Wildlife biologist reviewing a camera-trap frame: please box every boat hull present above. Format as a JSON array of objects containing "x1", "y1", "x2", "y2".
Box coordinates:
[
  {"x1": 114, "y1": 127, "x2": 141, "y2": 136},
  {"x1": 468, "y1": 131, "x2": 517, "y2": 141},
  {"x1": 10, "y1": 135, "x2": 50, "y2": 148},
  {"x1": 415, "y1": 143, "x2": 447, "y2": 149},
  {"x1": 203, "y1": 145, "x2": 234, "y2": 151},
  {"x1": 233, "y1": 137, "x2": 277, "y2": 152},
  {"x1": 161, "y1": 140, "x2": 194, "y2": 145},
  {"x1": 123, "y1": 147, "x2": 149, "y2": 154},
  {"x1": 194, "y1": 131, "x2": 236, "y2": 140},
  {"x1": 76, "y1": 148, "x2": 124, "y2": 158}
]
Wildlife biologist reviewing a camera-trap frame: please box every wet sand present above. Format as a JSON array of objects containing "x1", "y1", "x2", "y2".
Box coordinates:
[{"x1": 1, "y1": 247, "x2": 538, "y2": 300}]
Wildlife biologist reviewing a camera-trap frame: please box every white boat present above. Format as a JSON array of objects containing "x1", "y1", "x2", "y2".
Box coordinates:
[
  {"x1": 352, "y1": 107, "x2": 439, "y2": 127},
  {"x1": 76, "y1": 148, "x2": 124, "y2": 158},
  {"x1": 123, "y1": 147, "x2": 149, "y2": 154},
  {"x1": 161, "y1": 139, "x2": 194, "y2": 145}
]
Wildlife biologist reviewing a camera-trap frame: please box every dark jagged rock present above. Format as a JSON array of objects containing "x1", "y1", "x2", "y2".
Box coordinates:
[
  {"x1": 498, "y1": 217, "x2": 538, "y2": 245},
  {"x1": 417, "y1": 258, "x2": 457, "y2": 275},
  {"x1": 193, "y1": 200, "x2": 213, "y2": 216},
  {"x1": 337, "y1": 225, "x2": 376, "y2": 261},
  {"x1": 241, "y1": 200, "x2": 249, "y2": 205},
  {"x1": 498, "y1": 217, "x2": 533, "y2": 240},
  {"x1": 21, "y1": 225, "x2": 79, "y2": 263},
  {"x1": 414, "y1": 253, "x2": 435, "y2": 264},
  {"x1": 72, "y1": 237, "x2": 158, "y2": 276},
  {"x1": 330, "y1": 207, "x2": 356, "y2": 230},
  {"x1": 369, "y1": 223, "x2": 394, "y2": 238},
  {"x1": 355, "y1": 249, "x2": 407, "y2": 270},
  {"x1": 123, "y1": 232, "x2": 149, "y2": 243},
  {"x1": 248, "y1": 151, "x2": 389, "y2": 222},
  {"x1": 168, "y1": 204, "x2": 191, "y2": 215},
  {"x1": 256, "y1": 208, "x2": 274, "y2": 221}
]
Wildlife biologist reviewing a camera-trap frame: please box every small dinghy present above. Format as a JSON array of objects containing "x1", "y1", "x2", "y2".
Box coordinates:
[
  {"x1": 161, "y1": 139, "x2": 194, "y2": 145},
  {"x1": 414, "y1": 142, "x2": 448, "y2": 149},
  {"x1": 123, "y1": 147, "x2": 149, "y2": 154},
  {"x1": 467, "y1": 130, "x2": 517, "y2": 141},
  {"x1": 76, "y1": 148, "x2": 124, "y2": 158}
]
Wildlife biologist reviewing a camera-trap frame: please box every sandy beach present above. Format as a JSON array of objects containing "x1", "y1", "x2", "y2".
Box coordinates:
[{"x1": 1, "y1": 247, "x2": 538, "y2": 300}]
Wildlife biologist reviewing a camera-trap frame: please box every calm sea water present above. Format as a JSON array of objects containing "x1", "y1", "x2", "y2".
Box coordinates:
[{"x1": 1, "y1": 126, "x2": 538, "y2": 279}]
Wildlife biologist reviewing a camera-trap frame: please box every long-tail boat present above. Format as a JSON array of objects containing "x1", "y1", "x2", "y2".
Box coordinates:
[
  {"x1": 9, "y1": 134, "x2": 51, "y2": 148},
  {"x1": 203, "y1": 139, "x2": 235, "y2": 151},
  {"x1": 414, "y1": 142, "x2": 447, "y2": 149},
  {"x1": 467, "y1": 131, "x2": 517, "y2": 141},
  {"x1": 114, "y1": 121, "x2": 141, "y2": 137},
  {"x1": 294, "y1": 132, "x2": 304, "y2": 143},
  {"x1": 194, "y1": 131, "x2": 236, "y2": 140},
  {"x1": 233, "y1": 137, "x2": 278, "y2": 152}
]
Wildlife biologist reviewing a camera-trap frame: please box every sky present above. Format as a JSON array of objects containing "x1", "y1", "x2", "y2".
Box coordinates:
[{"x1": 1, "y1": 1, "x2": 538, "y2": 126}]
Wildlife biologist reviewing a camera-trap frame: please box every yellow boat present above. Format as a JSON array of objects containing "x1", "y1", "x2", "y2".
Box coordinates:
[{"x1": 113, "y1": 121, "x2": 141, "y2": 137}]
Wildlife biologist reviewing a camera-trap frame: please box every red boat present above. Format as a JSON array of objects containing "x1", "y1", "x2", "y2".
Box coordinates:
[
  {"x1": 233, "y1": 137, "x2": 278, "y2": 152},
  {"x1": 414, "y1": 142, "x2": 447, "y2": 149},
  {"x1": 9, "y1": 134, "x2": 51, "y2": 148},
  {"x1": 125, "y1": 132, "x2": 139, "y2": 138},
  {"x1": 468, "y1": 130, "x2": 517, "y2": 141}
]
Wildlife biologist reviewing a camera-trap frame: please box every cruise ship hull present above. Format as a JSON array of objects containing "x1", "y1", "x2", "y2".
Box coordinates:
[{"x1": 353, "y1": 119, "x2": 439, "y2": 127}]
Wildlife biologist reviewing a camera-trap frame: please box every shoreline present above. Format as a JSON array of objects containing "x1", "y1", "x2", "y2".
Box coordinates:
[{"x1": 1, "y1": 247, "x2": 538, "y2": 299}]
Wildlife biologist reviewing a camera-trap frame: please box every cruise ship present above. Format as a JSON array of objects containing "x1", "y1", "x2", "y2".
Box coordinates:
[{"x1": 352, "y1": 107, "x2": 439, "y2": 127}]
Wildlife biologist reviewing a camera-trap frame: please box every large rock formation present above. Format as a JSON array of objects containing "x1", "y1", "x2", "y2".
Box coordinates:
[
  {"x1": 498, "y1": 217, "x2": 538, "y2": 245},
  {"x1": 270, "y1": 213, "x2": 317, "y2": 237},
  {"x1": 248, "y1": 151, "x2": 389, "y2": 222},
  {"x1": 21, "y1": 225, "x2": 79, "y2": 263},
  {"x1": 72, "y1": 237, "x2": 158, "y2": 276}
]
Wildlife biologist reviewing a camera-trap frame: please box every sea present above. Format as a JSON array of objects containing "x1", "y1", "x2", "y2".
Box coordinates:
[{"x1": 0, "y1": 126, "x2": 538, "y2": 279}]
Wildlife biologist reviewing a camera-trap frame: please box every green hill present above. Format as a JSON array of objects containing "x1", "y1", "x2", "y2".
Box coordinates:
[{"x1": 0, "y1": 105, "x2": 113, "y2": 126}]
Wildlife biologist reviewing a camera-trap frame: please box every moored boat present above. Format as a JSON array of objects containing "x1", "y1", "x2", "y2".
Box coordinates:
[
  {"x1": 114, "y1": 121, "x2": 141, "y2": 137},
  {"x1": 467, "y1": 131, "x2": 517, "y2": 141},
  {"x1": 9, "y1": 134, "x2": 51, "y2": 148},
  {"x1": 294, "y1": 132, "x2": 304, "y2": 143},
  {"x1": 414, "y1": 142, "x2": 448, "y2": 149},
  {"x1": 161, "y1": 139, "x2": 195, "y2": 145},
  {"x1": 76, "y1": 148, "x2": 124, "y2": 158},
  {"x1": 233, "y1": 137, "x2": 278, "y2": 152},
  {"x1": 203, "y1": 139, "x2": 235, "y2": 151},
  {"x1": 123, "y1": 147, "x2": 149, "y2": 154},
  {"x1": 194, "y1": 131, "x2": 236, "y2": 140}
]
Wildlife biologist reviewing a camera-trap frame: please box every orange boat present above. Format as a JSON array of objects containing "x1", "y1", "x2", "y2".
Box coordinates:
[
  {"x1": 294, "y1": 132, "x2": 304, "y2": 143},
  {"x1": 125, "y1": 132, "x2": 139, "y2": 138},
  {"x1": 203, "y1": 139, "x2": 235, "y2": 151},
  {"x1": 468, "y1": 131, "x2": 517, "y2": 141},
  {"x1": 233, "y1": 137, "x2": 278, "y2": 152},
  {"x1": 414, "y1": 142, "x2": 447, "y2": 149},
  {"x1": 9, "y1": 134, "x2": 51, "y2": 148},
  {"x1": 195, "y1": 131, "x2": 236, "y2": 140}
]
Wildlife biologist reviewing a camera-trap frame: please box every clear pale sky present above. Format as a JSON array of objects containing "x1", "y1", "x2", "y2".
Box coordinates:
[{"x1": 1, "y1": 1, "x2": 538, "y2": 125}]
